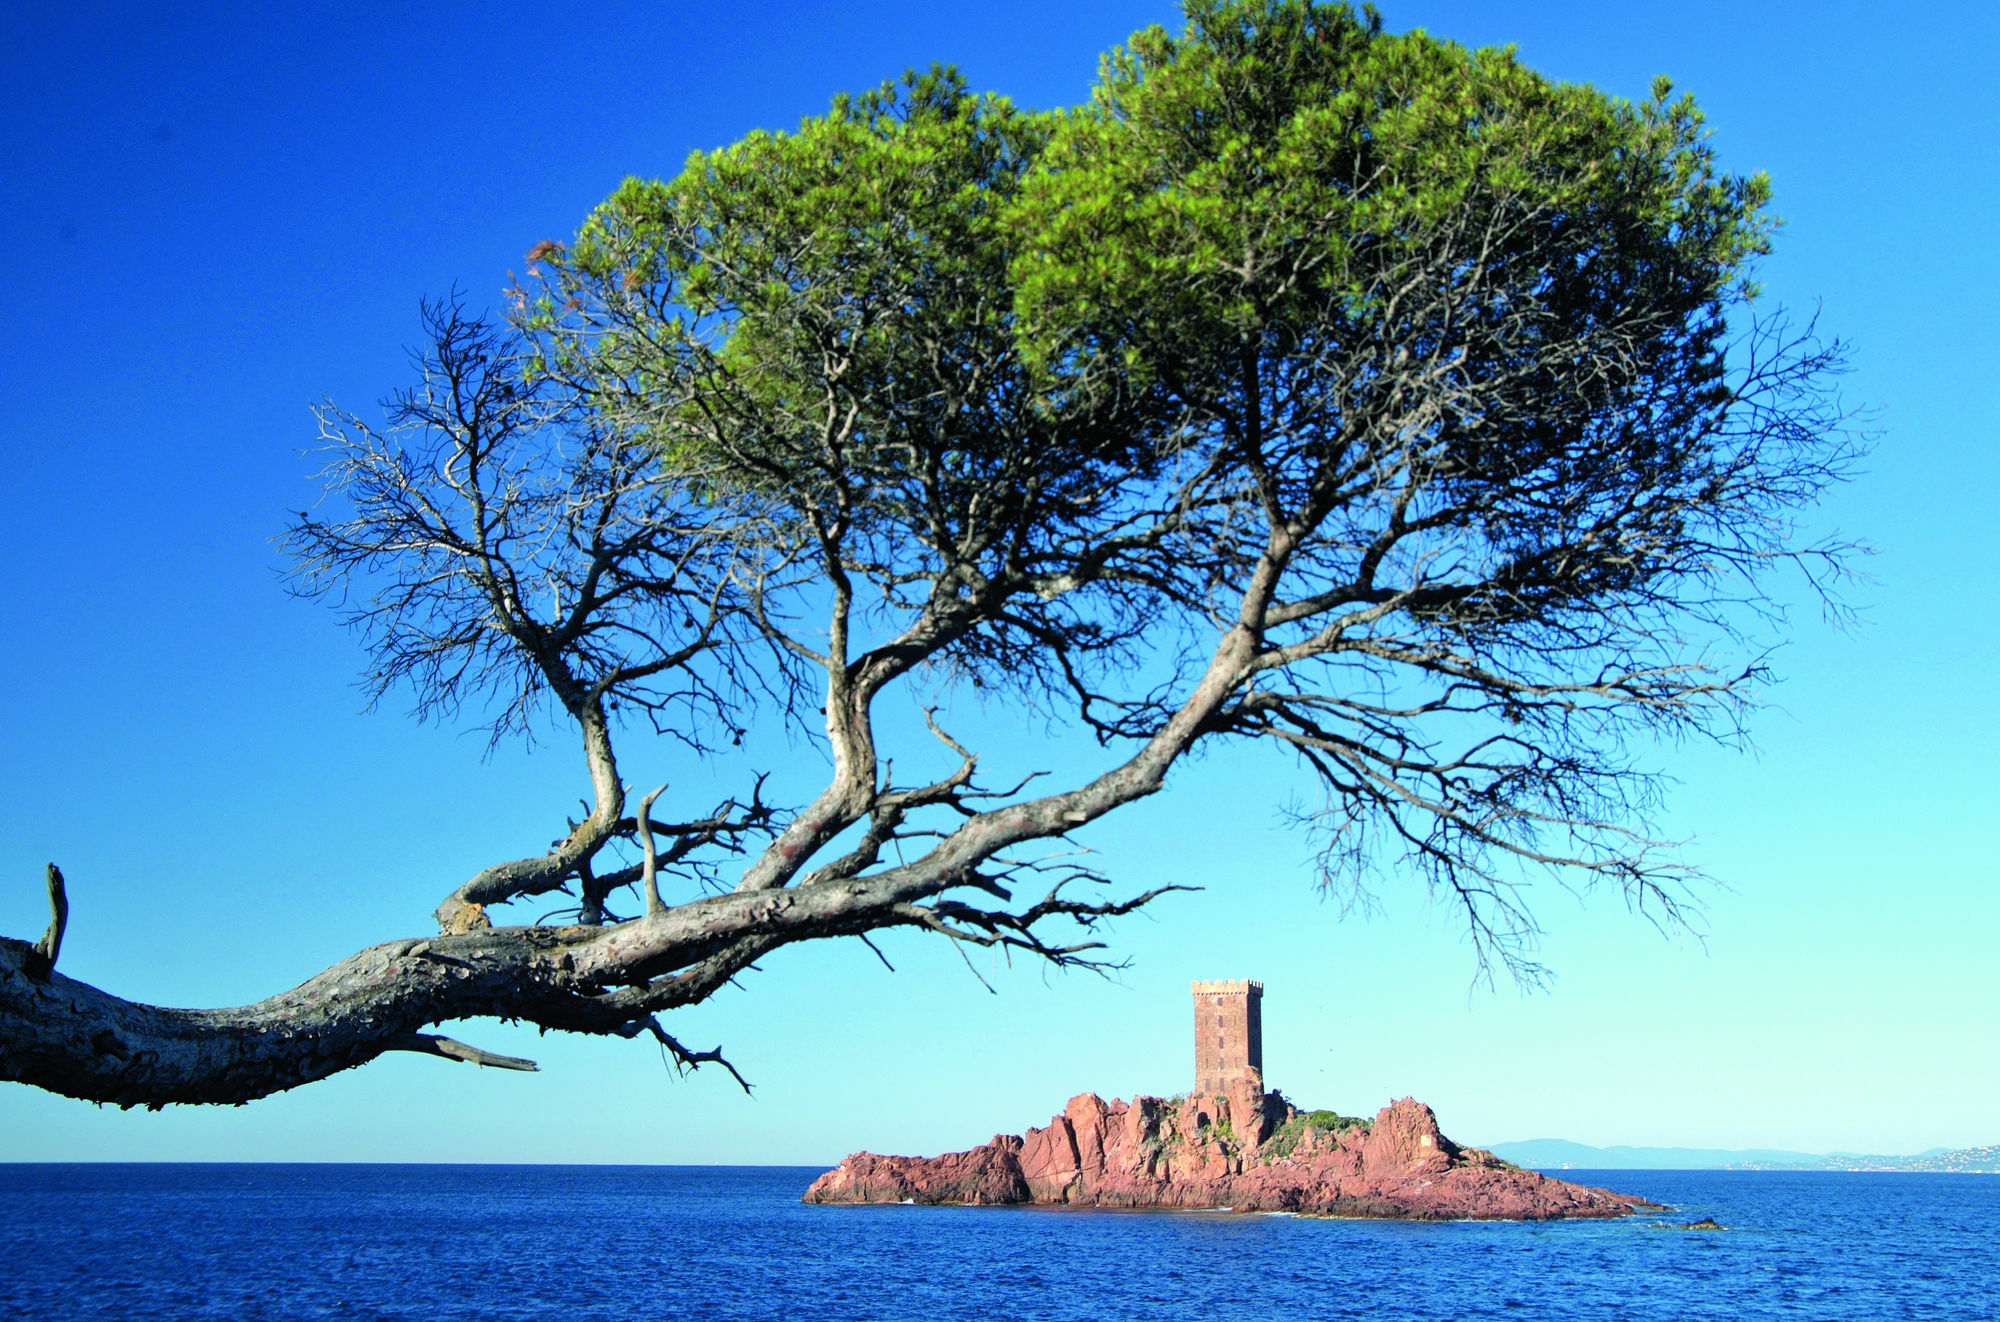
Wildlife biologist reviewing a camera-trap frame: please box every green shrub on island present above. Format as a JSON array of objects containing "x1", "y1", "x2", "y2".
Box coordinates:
[{"x1": 1261, "y1": 1109, "x2": 1373, "y2": 1162}]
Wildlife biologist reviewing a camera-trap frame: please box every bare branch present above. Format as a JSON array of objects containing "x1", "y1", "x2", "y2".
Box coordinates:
[
  {"x1": 620, "y1": 1015, "x2": 753, "y2": 1094},
  {"x1": 388, "y1": 1033, "x2": 540, "y2": 1072},
  {"x1": 637, "y1": 782, "x2": 669, "y2": 917}
]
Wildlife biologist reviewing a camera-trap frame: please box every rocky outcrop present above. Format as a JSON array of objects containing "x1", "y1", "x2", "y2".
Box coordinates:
[{"x1": 805, "y1": 1092, "x2": 1652, "y2": 1220}]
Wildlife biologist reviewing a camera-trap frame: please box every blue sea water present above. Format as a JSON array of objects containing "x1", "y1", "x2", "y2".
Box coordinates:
[{"x1": 1, "y1": 1165, "x2": 1995, "y2": 1321}]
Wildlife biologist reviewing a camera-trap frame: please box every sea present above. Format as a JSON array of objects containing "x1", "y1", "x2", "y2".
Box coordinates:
[{"x1": 2, "y1": 1164, "x2": 1994, "y2": 1321}]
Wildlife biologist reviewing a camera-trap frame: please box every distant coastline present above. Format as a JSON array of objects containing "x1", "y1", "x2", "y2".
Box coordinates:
[{"x1": 1488, "y1": 1139, "x2": 2000, "y2": 1173}]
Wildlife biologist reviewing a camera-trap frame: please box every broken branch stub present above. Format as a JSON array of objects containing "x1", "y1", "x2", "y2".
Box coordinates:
[{"x1": 24, "y1": 863, "x2": 67, "y2": 982}]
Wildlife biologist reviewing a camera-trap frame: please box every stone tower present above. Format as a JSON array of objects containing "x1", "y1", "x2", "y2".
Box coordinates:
[{"x1": 1191, "y1": 979, "x2": 1263, "y2": 1097}]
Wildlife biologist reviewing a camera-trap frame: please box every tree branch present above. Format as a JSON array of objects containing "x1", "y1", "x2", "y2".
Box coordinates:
[{"x1": 387, "y1": 1033, "x2": 539, "y2": 1072}]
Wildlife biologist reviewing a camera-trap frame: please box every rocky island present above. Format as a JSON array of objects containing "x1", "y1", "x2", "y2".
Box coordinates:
[
  {"x1": 805, "y1": 1090, "x2": 1649, "y2": 1219},
  {"x1": 806, "y1": 980, "x2": 1653, "y2": 1220}
]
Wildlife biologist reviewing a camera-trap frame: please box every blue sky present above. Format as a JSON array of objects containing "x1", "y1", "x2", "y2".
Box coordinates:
[{"x1": 1, "y1": 0, "x2": 1994, "y2": 1164}]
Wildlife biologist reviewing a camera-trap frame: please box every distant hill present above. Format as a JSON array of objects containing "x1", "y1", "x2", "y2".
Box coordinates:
[
  {"x1": 1487, "y1": 1139, "x2": 2000, "y2": 1173},
  {"x1": 1486, "y1": 1139, "x2": 1816, "y2": 1170},
  {"x1": 1730, "y1": 1145, "x2": 2000, "y2": 1173}
]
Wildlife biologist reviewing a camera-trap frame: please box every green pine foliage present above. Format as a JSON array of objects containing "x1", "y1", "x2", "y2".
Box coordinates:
[{"x1": 497, "y1": 0, "x2": 1853, "y2": 980}]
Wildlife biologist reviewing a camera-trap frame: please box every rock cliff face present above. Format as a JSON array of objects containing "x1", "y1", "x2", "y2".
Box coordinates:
[{"x1": 805, "y1": 1091, "x2": 1650, "y2": 1220}]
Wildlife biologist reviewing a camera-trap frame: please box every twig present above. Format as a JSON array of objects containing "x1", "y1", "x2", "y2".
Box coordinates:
[
  {"x1": 858, "y1": 933, "x2": 896, "y2": 973},
  {"x1": 619, "y1": 1015, "x2": 753, "y2": 1094}
]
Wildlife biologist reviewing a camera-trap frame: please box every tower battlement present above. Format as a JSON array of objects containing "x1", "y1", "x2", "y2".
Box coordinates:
[{"x1": 1192, "y1": 978, "x2": 1264, "y2": 1097}]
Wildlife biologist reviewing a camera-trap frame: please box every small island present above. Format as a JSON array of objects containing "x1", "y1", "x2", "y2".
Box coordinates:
[{"x1": 807, "y1": 981, "x2": 1654, "y2": 1220}]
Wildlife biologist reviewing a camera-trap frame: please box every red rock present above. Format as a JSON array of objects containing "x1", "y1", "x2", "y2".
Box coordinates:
[
  {"x1": 803, "y1": 1093, "x2": 1654, "y2": 1220},
  {"x1": 805, "y1": 1133, "x2": 1030, "y2": 1206},
  {"x1": 1019, "y1": 1113, "x2": 1080, "y2": 1201}
]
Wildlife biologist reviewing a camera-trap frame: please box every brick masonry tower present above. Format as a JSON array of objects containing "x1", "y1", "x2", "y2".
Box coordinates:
[{"x1": 1192, "y1": 979, "x2": 1263, "y2": 1097}]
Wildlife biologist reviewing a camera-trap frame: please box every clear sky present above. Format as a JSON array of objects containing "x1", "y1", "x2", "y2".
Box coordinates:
[{"x1": 1, "y1": 0, "x2": 1994, "y2": 1165}]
